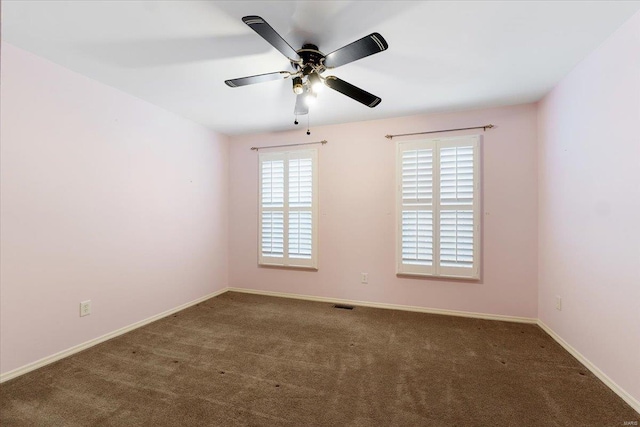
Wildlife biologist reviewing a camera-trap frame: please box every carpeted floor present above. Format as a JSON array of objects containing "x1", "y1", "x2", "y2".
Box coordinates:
[{"x1": 1, "y1": 291, "x2": 637, "y2": 426}]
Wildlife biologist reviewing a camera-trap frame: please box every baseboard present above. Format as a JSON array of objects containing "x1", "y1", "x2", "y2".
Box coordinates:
[
  {"x1": 227, "y1": 287, "x2": 538, "y2": 324},
  {"x1": 0, "y1": 287, "x2": 228, "y2": 383},
  {"x1": 537, "y1": 320, "x2": 640, "y2": 414}
]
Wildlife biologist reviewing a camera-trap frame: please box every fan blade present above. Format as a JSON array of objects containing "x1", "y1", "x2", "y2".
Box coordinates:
[
  {"x1": 225, "y1": 71, "x2": 289, "y2": 87},
  {"x1": 242, "y1": 16, "x2": 300, "y2": 61},
  {"x1": 323, "y1": 33, "x2": 388, "y2": 68},
  {"x1": 294, "y1": 93, "x2": 309, "y2": 115},
  {"x1": 324, "y1": 76, "x2": 381, "y2": 108}
]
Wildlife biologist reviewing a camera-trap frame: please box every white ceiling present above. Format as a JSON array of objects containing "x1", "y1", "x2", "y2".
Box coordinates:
[{"x1": 3, "y1": 1, "x2": 640, "y2": 135}]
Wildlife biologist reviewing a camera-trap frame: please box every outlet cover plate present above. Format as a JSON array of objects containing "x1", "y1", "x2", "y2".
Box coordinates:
[{"x1": 80, "y1": 300, "x2": 91, "y2": 317}]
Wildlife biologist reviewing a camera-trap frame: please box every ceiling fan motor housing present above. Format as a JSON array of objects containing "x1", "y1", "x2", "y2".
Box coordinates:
[{"x1": 295, "y1": 44, "x2": 326, "y2": 75}]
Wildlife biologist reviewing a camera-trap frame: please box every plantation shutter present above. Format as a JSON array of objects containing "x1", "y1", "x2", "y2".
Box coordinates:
[
  {"x1": 288, "y1": 154, "x2": 313, "y2": 259},
  {"x1": 400, "y1": 146, "x2": 434, "y2": 275},
  {"x1": 397, "y1": 136, "x2": 480, "y2": 279},
  {"x1": 259, "y1": 149, "x2": 318, "y2": 269},
  {"x1": 438, "y1": 143, "x2": 476, "y2": 277},
  {"x1": 260, "y1": 157, "x2": 285, "y2": 258}
]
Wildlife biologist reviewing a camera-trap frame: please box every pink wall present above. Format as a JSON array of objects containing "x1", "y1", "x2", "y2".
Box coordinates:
[
  {"x1": 538, "y1": 11, "x2": 640, "y2": 403},
  {"x1": 229, "y1": 103, "x2": 538, "y2": 318},
  {"x1": 0, "y1": 43, "x2": 229, "y2": 374}
]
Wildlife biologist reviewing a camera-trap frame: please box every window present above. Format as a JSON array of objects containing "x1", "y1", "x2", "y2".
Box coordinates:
[
  {"x1": 396, "y1": 135, "x2": 481, "y2": 279},
  {"x1": 259, "y1": 149, "x2": 318, "y2": 269}
]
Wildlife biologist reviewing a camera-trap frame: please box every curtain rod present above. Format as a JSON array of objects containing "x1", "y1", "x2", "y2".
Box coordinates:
[
  {"x1": 385, "y1": 124, "x2": 494, "y2": 140},
  {"x1": 250, "y1": 140, "x2": 327, "y2": 151}
]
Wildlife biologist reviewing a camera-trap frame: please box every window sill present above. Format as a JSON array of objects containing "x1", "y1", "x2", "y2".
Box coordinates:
[
  {"x1": 259, "y1": 263, "x2": 318, "y2": 272},
  {"x1": 396, "y1": 272, "x2": 480, "y2": 282}
]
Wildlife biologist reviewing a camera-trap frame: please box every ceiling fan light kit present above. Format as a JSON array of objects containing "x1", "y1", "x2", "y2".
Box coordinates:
[
  {"x1": 308, "y1": 71, "x2": 324, "y2": 93},
  {"x1": 292, "y1": 76, "x2": 304, "y2": 95},
  {"x1": 225, "y1": 15, "x2": 388, "y2": 118}
]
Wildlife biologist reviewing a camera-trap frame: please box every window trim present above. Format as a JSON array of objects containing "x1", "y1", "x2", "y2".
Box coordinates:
[
  {"x1": 258, "y1": 149, "x2": 318, "y2": 270},
  {"x1": 396, "y1": 135, "x2": 481, "y2": 280}
]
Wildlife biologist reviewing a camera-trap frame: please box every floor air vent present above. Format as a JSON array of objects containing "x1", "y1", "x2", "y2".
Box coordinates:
[{"x1": 333, "y1": 304, "x2": 354, "y2": 310}]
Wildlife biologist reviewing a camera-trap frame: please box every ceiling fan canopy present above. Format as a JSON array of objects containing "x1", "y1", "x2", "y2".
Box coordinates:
[{"x1": 225, "y1": 15, "x2": 388, "y2": 116}]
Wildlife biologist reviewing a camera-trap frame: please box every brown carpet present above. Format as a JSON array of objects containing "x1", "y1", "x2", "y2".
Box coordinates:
[{"x1": 1, "y1": 291, "x2": 637, "y2": 426}]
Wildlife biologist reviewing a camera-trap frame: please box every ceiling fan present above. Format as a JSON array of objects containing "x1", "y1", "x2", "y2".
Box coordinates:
[{"x1": 225, "y1": 16, "x2": 388, "y2": 116}]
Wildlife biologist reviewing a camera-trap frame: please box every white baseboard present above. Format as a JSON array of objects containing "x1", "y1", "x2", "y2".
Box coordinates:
[
  {"x1": 227, "y1": 287, "x2": 538, "y2": 324},
  {"x1": 537, "y1": 320, "x2": 639, "y2": 414},
  {"x1": 0, "y1": 287, "x2": 228, "y2": 383}
]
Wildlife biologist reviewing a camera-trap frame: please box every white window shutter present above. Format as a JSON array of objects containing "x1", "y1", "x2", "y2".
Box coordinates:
[
  {"x1": 400, "y1": 148, "x2": 434, "y2": 271},
  {"x1": 259, "y1": 150, "x2": 318, "y2": 269},
  {"x1": 397, "y1": 136, "x2": 480, "y2": 279}
]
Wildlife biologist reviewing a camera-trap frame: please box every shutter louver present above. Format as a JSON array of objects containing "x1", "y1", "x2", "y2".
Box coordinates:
[
  {"x1": 440, "y1": 146, "x2": 473, "y2": 205},
  {"x1": 289, "y1": 158, "x2": 312, "y2": 207},
  {"x1": 440, "y1": 210, "x2": 473, "y2": 268},
  {"x1": 289, "y1": 211, "x2": 312, "y2": 259},
  {"x1": 402, "y1": 149, "x2": 432, "y2": 203},
  {"x1": 402, "y1": 210, "x2": 433, "y2": 265},
  {"x1": 261, "y1": 211, "x2": 284, "y2": 256},
  {"x1": 261, "y1": 160, "x2": 284, "y2": 207}
]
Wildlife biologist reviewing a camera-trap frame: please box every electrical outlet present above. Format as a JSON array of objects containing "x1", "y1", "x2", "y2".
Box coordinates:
[
  {"x1": 555, "y1": 296, "x2": 562, "y2": 311},
  {"x1": 80, "y1": 300, "x2": 91, "y2": 317},
  {"x1": 361, "y1": 273, "x2": 368, "y2": 284}
]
